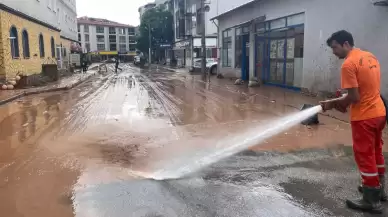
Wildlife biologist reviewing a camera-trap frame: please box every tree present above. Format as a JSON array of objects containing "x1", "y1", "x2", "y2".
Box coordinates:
[{"x1": 137, "y1": 6, "x2": 173, "y2": 60}]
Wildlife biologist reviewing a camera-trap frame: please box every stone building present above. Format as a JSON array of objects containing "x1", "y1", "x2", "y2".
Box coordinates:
[{"x1": 0, "y1": 0, "x2": 78, "y2": 81}]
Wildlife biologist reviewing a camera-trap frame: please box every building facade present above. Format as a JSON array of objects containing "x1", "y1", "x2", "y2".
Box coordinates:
[
  {"x1": 139, "y1": 3, "x2": 157, "y2": 19},
  {"x1": 212, "y1": 0, "x2": 388, "y2": 95},
  {"x1": 0, "y1": 0, "x2": 78, "y2": 81},
  {"x1": 77, "y1": 17, "x2": 136, "y2": 60},
  {"x1": 171, "y1": 0, "x2": 219, "y2": 68}
]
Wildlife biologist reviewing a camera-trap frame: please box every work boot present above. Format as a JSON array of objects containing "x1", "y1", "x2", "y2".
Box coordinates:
[
  {"x1": 358, "y1": 175, "x2": 388, "y2": 201},
  {"x1": 347, "y1": 186, "x2": 383, "y2": 214}
]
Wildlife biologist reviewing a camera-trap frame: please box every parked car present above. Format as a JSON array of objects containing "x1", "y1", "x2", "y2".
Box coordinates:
[{"x1": 192, "y1": 59, "x2": 218, "y2": 75}]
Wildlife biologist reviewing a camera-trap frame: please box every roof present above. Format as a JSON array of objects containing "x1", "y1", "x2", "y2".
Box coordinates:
[
  {"x1": 77, "y1": 16, "x2": 133, "y2": 28},
  {"x1": 210, "y1": 0, "x2": 259, "y2": 21}
]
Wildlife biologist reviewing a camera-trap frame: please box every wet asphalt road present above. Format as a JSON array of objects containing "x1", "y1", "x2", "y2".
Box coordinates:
[{"x1": 0, "y1": 64, "x2": 386, "y2": 217}]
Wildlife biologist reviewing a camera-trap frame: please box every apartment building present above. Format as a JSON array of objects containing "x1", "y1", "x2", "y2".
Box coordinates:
[
  {"x1": 77, "y1": 17, "x2": 136, "y2": 60},
  {"x1": 171, "y1": 0, "x2": 220, "y2": 68},
  {"x1": 212, "y1": 0, "x2": 388, "y2": 95},
  {"x1": 0, "y1": 0, "x2": 78, "y2": 81}
]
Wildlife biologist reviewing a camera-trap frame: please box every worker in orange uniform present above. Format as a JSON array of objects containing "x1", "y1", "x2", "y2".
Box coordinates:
[{"x1": 321, "y1": 30, "x2": 386, "y2": 214}]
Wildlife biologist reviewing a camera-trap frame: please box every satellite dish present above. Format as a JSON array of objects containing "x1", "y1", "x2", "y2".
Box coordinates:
[{"x1": 204, "y1": 5, "x2": 210, "y2": 12}]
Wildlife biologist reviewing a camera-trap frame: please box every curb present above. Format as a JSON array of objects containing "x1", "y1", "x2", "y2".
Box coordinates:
[
  {"x1": 192, "y1": 76, "x2": 351, "y2": 124},
  {"x1": 0, "y1": 72, "x2": 99, "y2": 106}
]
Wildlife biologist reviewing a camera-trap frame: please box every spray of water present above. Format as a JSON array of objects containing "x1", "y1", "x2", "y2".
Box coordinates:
[{"x1": 150, "y1": 105, "x2": 323, "y2": 180}]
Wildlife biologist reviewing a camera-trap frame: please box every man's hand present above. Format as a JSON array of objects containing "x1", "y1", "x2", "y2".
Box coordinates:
[
  {"x1": 319, "y1": 100, "x2": 335, "y2": 112},
  {"x1": 334, "y1": 103, "x2": 348, "y2": 113}
]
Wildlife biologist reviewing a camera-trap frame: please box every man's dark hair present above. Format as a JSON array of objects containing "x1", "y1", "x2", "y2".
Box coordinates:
[{"x1": 326, "y1": 30, "x2": 354, "y2": 47}]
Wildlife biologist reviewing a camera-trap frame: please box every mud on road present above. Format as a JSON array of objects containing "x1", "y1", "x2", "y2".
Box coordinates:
[{"x1": 0, "y1": 64, "x2": 384, "y2": 217}]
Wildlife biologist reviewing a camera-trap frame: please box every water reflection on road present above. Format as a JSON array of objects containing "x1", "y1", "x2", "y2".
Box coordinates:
[{"x1": 0, "y1": 65, "x2": 371, "y2": 217}]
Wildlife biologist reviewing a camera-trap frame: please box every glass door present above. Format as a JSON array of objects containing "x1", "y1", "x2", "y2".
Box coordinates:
[{"x1": 269, "y1": 38, "x2": 285, "y2": 84}]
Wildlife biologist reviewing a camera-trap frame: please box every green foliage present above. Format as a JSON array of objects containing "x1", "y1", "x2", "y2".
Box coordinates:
[{"x1": 136, "y1": 7, "x2": 173, "y2": 54}]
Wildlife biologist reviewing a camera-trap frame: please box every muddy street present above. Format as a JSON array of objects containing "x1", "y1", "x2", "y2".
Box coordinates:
[{"x1": 0, "y1": 64, "x2": 384, "y2": 217}]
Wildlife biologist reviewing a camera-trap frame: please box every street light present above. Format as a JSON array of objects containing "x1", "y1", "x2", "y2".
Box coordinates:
[
  {"x1": 200, "y1": 0, "x2": 210, "y2": 79},
  {"x1": 148, "y1": 23, "x2": 152, "y2": 65}
]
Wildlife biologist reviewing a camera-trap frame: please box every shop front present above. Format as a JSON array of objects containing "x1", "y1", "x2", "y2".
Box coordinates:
[
  {"x1": 173, "y1": 40, "x2": 191, "y2": 67},
  {"x1": 255, "y1": 13, "x2": 304, "y2": 89}
]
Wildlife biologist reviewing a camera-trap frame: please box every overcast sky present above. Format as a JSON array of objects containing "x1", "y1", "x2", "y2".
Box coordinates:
[{"x1": 76, "y1": 0, "x2": 154, "y2": 26}]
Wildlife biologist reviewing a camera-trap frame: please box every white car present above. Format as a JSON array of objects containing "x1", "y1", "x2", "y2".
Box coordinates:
[{"x1": 192, "y1": 59, "x2": 218, "y2": 75}]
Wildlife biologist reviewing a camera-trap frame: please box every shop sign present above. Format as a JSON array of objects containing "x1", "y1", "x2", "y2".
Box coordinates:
[
  {"x1": 175, "y1": 41, "x2": 190, "y2": 48},
  {"x1": 99, "y1": 51, "x2": 118, "y2": 55},
  {"x1": 160, "y1": 44, "x2": 171, "y2": 48}
]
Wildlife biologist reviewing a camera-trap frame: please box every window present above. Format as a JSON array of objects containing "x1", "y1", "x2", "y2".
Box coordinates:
[
  {"x1": 222, "y1": 29, "x2": 232, "y2": 67},
  {"x1": 77, "y1": 24, "x2": 80, "y2": 32},
  {"x1": 63, "y1": 47, "x2": 67, "y2": 57},
  {"x1": 97, "y1": 44, "x2": 105, "y2": 51},
  {"x1": 84, "y1": 25, "x2": 89, "y2": 33},
  {"x1": 119, "y1": 44, "x2": 126, "y2": 52},
  {"x1": 109, "y1": 35, "x2": 116, "y2": 43},
  {"x1": 78, "y1": 33, "x2": 81, "y2": 42},
  {"x1": 119, "y1": 36, "x2": 126, "y2": 43},
  {"x1": 51, "y1": 37, "x2": 55, "y2": 57},
  {"x1": 128, "y1": 27, "x2": 135, "y2": 35},
  {"x1": 129, "y1": 44, "x2": 136, "y2": 52},
  {"x1": 85, "y1": 43, "x2": 90, "y2": 52},
  {"x1": 287, "y1": 13, "x2": 305, "y2": 26},
  {"x1": 10, "y1": 26, "x2": 20, "y2": 58},
  {"x1": 270, "y1": 18, "x2": 286, "y2": 30},
  {"x1": 39, "y1": 34, "x2": 45, "y2": 57},
  {"x1": 118, "y1": 28, "x2": 125, "y2": 35},
  {"x1": 97, "y1": 35, "x2": 105, "y2": 43},
  {"x1": 84, "y1": 34, "x2": 90, "y2": 42},
  {"x1": 128, "y1": 36, "x2": 136, "y2": 43},
  {"x1": 96, "y1": 26, "x2": 104, "y2": 34},
  {"x1": 22, "y1": 30, "x2": 30, "y2": 58},
  {"x1": 110, "y1": 43, "x2": 117, "y2": 51},
  {"x1": 109, "y1": 27, "x2": 116, "y2": 34}
]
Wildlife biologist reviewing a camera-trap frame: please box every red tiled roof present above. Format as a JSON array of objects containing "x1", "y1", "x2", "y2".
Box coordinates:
[{"x1": 77, "y1": 16, "x2": 133, "y2": 28}]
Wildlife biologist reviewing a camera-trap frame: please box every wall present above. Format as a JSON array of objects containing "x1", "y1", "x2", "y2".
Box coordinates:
[
  {"x1": 2, "y1": 0, "x2": 77, "y2": 41},
  {"x1": 57, "y1": 0, "x2": 77, "y2": 41},
  {"x1": 217, "y1": 0, "x2": 388, "y2": 94},
  {"x1": 193, "y1": 37, "x2": 217, "y2": 47},
  {"x1": 0, "y1": 10, "x2": 60, "y2": 79},
  {"x1": 60, "y1": 37, "x2": 71, "y2": 65}
]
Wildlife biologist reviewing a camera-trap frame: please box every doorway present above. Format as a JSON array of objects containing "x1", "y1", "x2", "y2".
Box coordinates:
[
  {"x1": 256, "y1": 25, "x2": 304, "y2": 89},
  {"x1": 241, "y1": 34, "x2": 250, "y2": 81}
]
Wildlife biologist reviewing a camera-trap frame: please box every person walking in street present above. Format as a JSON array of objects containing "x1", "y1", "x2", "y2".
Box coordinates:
[
  {"x1": 115, "y1": 56, "x2": 119, "y2": 73},
  {"x1": 321, "y1": 30, "x2": 386, "y2": 214}
]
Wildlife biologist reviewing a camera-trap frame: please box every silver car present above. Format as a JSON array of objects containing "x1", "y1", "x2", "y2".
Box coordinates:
[{"x1": 192, "y1": 59, "x2": 218, "y2": 75}]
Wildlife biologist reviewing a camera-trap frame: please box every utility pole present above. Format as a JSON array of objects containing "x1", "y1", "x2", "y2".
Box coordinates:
[
  {"x1": 200, "y1": 0, "x2": 206, "y2": 79},
  {"x1": 148, "y1": 23, "x2": 152, "y2": 65}
]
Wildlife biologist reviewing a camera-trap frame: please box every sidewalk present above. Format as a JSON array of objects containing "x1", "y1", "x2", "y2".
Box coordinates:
[
  {"x1": 0, "y1": 70, "x2": 99, "y2": 106},
  {"x1": 158, "y1": 65, "x2": 349, "y2": 123},
  {"x1": 207, "y1": 77, "x2": 350, "y2": 123}
]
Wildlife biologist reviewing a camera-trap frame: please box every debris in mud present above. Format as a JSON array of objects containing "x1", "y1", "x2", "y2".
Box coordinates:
[{"x1": 234, "y1": 79, "x2": 244, "y2": 85}]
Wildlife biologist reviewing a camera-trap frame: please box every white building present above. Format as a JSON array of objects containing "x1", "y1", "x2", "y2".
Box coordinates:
[
  {"x1": 211, "y1": 0, "x2": 388, "y2": 95},
  {"x1": 77, "y1": 17, "x2": 136, "y2": 60},
  {"x1": 1, "y1": 0, "x2": 78, "y2": 42}
]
